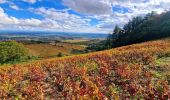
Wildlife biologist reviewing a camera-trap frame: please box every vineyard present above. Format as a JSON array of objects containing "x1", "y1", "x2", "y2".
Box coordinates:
[{"x1": 0, "y1": 39, "x2": 170, "y2": 99}]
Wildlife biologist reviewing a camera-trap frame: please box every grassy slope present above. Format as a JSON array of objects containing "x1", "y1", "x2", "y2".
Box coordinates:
[
  {"x1": 63, "y1": 39, "x2": 102, "y2": 45},
  {"x1": 25, "y1": 42, "x2": 85, "y2": 58},
  {"x1": 0, "y1": 39, "x2": 170, "y2": 99}
]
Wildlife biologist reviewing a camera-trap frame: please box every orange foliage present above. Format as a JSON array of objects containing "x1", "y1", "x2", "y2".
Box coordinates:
[{"x1": 0, "y1": 40, "x2": 170, "y2": 99}]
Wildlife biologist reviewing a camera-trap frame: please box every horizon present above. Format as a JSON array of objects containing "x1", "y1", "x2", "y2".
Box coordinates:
[
  {"x1": 0, "y1": 30, "x2": 108, "y2": 35},
  {"x1": 0, "y1": 0, "x2": 170, "y2": 33}
]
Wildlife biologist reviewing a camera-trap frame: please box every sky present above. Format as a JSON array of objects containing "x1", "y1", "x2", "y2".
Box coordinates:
[{"x1": 0, "y1": 0, "x2": 170, "y2": 33}]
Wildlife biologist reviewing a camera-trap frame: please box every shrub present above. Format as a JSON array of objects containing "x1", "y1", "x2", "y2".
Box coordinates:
[
  {"x1": 0, "y1": 41, "x2": 28, "y2": 64},
  {"x1": 57, "y1": 52, "x2": 63, "y2": 57}
]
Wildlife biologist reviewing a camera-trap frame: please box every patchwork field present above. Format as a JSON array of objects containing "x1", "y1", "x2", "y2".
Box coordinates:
[{"x1": 0, "y1": 39, "x2": 170, "y2": 99}]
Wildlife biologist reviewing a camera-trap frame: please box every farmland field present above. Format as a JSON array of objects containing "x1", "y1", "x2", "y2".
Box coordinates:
[
  {"x1": 0, "y1": 39, "x2": 170, "y2": 99},
  {"x1": 25, "y1": 42, "x2": 86, "y2": 59},
  {"x1": 64, "y1": 39, "x2": 103, "y2": 46},
  {"x1": 63, "y1": 39, "x2": 89, "y2": 43}
]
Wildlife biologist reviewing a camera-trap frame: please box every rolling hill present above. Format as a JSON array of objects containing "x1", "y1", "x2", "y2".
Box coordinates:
[
  {"x1": 25, "y1": 42, "x2": 86, "y2": 59},
  {"x1": 0, "y1": 39, "x2": 170, "y2": 99}
]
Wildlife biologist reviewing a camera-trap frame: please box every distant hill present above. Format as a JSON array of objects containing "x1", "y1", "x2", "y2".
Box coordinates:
[
  {"x1": 0, "y1": 39, "x2": 169, "y2": 99},
  {"x1": 0, "y1": 31, "x2": 108, "y2": 42}
]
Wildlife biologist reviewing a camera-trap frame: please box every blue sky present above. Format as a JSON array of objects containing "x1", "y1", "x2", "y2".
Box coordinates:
[{"x1": 0, "y1": 0, "x2": 169, "y2": 33}]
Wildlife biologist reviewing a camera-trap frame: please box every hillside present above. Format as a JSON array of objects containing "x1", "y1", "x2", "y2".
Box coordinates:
[
  {"x1": 25, "y1": 42, "x2": 86, "y2": 59},
  {"x1": 0, "y1": 39, "x2": 170, "y2": 99}
]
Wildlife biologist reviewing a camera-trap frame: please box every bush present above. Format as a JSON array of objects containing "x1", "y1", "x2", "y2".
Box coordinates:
[
  {"x1": 71, "y1": 49, "x2": 85, "y2": 54},
  {"x1": 0, "y1": 41, "x2": 28, "y2": 64},
  {"x1": 57, "y1": 52, "x2": 63, "y2": 57}
]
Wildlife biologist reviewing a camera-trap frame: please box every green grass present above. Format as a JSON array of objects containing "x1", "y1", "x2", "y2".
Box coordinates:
[
  {"x1": 156, "y1": 57, "x2": 170, "y2": 66},
  {"x1": 152, "y1": 57, "x2": 170, "y2": 80}
]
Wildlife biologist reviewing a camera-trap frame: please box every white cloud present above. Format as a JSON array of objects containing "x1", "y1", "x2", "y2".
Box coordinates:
[
  {"x1": 0, "y1": 7, "x2": 55, "y2": 31},
  {"x1": 63, "y1": 0, "x2": 112, "y2": 15},
  {"x1": 110, "y1": 0, "x2": 170, "y2": 15},
  {"x1": 22, "y1": 0, "x2": 37, "y2": 4},
  {"x1": 1, "y1": 0, "x2": 170, "y2": 33},
  {"x1": 0, "y1": 0, "x2": 6, "y2": 3},
  {"x1": 9, "y1": 4, "x2": 20, "y2": 10},
  {"x1": 62, "y1": 0, "x2": 170, "y2": 32},
  {"x1": 29, "y1": 7, "x2": 100, "y2": 32},
  {"x1": 0, "y1": 0, "x2": 20, "y2": 11},
  {"x1": 0, "y1": 7, "x2": 106, "y2": 33},
  {"x1": 0, "y1": 0, "x2": 8, "y2": 3}
]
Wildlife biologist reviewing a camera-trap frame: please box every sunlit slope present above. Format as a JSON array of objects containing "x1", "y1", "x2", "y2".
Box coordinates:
[
  {"x1": 0, "y1": 39, "x2": 170, "y2": 99},
  {"x1": 25, "y1": 42, "x2": 85, "y2": 58}
]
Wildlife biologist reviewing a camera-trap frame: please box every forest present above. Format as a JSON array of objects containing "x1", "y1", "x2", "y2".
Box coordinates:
[{"x1": 87, "y1": 11, "x2": 170, "y2": 51}]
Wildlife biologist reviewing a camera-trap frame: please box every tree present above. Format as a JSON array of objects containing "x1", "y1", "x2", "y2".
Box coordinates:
[
  {"x1": 0, "y1": 41, "x2": 28, "y2": 64},
  {"x1": 113, "y1": 25, "x2": 121, "y2": 35},
  {"x1": 113, "y1": 10, "x2": 170, "y2": 48},
  {"x1": 86, "y1": 10, "x2": 170, "y2": 51},
  {"x1": 105, "y1": 25, "x2": 122, "y2": 49}
]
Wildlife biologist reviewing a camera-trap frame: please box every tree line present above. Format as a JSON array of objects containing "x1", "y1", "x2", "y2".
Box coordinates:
[
  {"x1": 87, "y1": 10, "x2": 170, "y2": 51},
  {"x1": 105, "y1": 10, "x2": 170, "y2": 49}
]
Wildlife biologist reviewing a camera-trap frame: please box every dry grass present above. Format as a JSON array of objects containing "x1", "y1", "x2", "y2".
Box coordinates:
[
  {"x1": 25, "y1": 43, "x2": 85, "y2": 58},
  {"x1": 63, "y1": 39, "x2": 89, "y2": 43}
]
